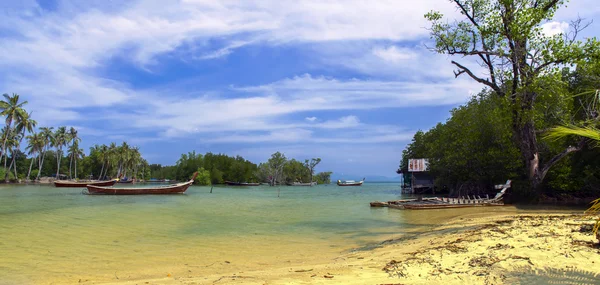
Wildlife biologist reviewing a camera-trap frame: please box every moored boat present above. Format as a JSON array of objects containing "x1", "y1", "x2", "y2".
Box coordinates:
[
  {"x1": 370, "y1": 180, "x2": 512, "y2": 210},
  {"x1": 287, "y1": 181, "x2": 317, "y2": 186},
  {"x1": 85, "y1": 173, "x2": 198, "y2": 195},
  {"x1": 337, "y1": 178, "x2": 365, "y2": 186},
  {"x1": 117, "y1": 179, "x2": 134, "y2": 184},
  {"x1": 225, "y1": 181, "x2": 261, "y2": 186},
  {"x1": 54, "y1": 179, "x2": 117, "y2": 188}
]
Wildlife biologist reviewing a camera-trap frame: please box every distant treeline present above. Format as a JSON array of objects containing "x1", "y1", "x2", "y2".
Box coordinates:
[
  {"x1": 399, "y1": 64, "x2": 600, "y2": 199},
  {"x1": 149, "y1": 151, "x2": 332, "y2": 186}
]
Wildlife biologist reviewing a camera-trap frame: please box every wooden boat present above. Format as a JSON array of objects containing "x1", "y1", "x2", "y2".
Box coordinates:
[
  {"x1": 225, "y1": 181, "x2": 261, "y2": 186},
  {"x1": 85, "y1": 173, "x2": 198, "y2": 195},
  {"x1": 117, "y1": 179, "x2": 134, "y2": 184},
  {"x1": 54, "y1": 179, "x2": 117, "y2": 188},
  {"x1": 337, "y1": 178, "x2": 365, "y2": 186},
  {"x1": 370, "y1": 180, "x2": 512, "y2": 210},
  {"x1": 287, "y1": 181, "x2": 317, "y2": 186}
]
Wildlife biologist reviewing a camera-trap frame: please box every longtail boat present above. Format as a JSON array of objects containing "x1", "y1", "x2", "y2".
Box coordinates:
[
  {"x1": 287, "y1": 182, "x2": 317, "y2": 186},
  {"x1": 225, "y1": 181, "x2": 261, "y2": 186},
  {"x1": 370, "y1": 180, "x2": 512, "y2": 210},
  {"x1": 85, "y1": 172, "x2": 198, "y2": 195},
  {"x1": 337, "y1": 178, "x2": 365, "y2": 186},
  {"x1": 54, "y1": 179, "x2": 117, "y2": 188},
  {"x1": 117, "y1": 179, "x2": 134, "y2": 184}
]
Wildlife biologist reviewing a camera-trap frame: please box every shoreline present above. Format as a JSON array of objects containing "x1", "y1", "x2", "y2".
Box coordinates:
[{"x1": 93, "y1": 212, "x2": 600, "y2": 285}]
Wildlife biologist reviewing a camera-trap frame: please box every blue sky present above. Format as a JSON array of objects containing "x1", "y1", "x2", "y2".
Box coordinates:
[{"x1": 1, "y1": 0, "x2": 599, "y2": 178}]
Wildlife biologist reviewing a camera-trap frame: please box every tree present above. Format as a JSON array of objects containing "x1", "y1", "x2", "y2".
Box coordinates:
[
  {"x1": 68, "y1": 140, "x2": 84, "y2": 180},
  {"x1": 25, "y1": 132, "x2": 43, "y2": 181},
  {"x1": 67, "y1": 127, "x2": 80, "y2": 179},
  {"x1": 304, "y1": 158, "x2": 321, "y2": 184},
  {"x1": 195, "y1": 167, "x2": 212, "y2": 185},
  {"x1": 267, "y1": 152, "x2": 287, "y2": 186},
  {"x1": 36, "y1": 127, "x2": 54, "y2": 179},
  {"x1": 0, "y1": 93, "x2": 27, "y2": 165},
  {"x1": 315, "y1": 171, "x2": 333, "y2": 184},
  {"x1": 10, "y1": 112, "x2": 36, "y2": 180},
  {"x1": 52, "y1": 126, "x2": 67, "y2": 179},
  {"x1": 425, "y1": 0, "x2": 600, "y2": 192}
]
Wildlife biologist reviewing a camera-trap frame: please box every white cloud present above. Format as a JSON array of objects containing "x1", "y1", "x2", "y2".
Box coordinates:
[
  {"x1": 541, "y1": 21, "x2": 570, "y2": 36},
  {"x1": 305, "y1": 116, "x2": 317, "y2": 122},
  {"x1": 372, "y1": 46, "x2": 417, "y2": 62}
]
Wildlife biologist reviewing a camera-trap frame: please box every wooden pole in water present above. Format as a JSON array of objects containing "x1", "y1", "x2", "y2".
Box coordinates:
[
  {"x1": 210, "y1": 186, "x2": 213, "y2": 193},
  {"x1": 277, "y1": 187, "x2": 280, "y2": 198}
]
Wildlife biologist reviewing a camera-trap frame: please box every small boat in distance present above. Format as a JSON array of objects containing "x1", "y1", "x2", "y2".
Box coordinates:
[
  {"x1": 337, "y1": 178, "x2": 365, "y2": 186},
  {"x1": 117, "y1": 179, "x2": 134, "y2": 184},
  {"x1": 287, "y1": 182, "x2": 317, "y2": 186},
  {"x1": 85, "y1": 172, "x2": 198, "y2": 195},
  {"x1": 54, "y1": 179, "x2": 118, "y2": 188},
  {"x1": 225, "y1": 181, "x2": 261, "y2": 186}
]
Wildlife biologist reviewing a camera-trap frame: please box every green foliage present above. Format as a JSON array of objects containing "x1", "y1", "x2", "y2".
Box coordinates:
[
  {"x1": 0, "y1": 167, "x2": 15, "y2": 180},
  {"x1": 425, "y1": 0, "x2": 600, "y2": 191},
  {"x1": 315, "y1": 172, "x2": 332, "y2": 184},
  {"x1": 399, "y1": 91, "x2": 523, "y2": 194},
  {"x1": 194, "y1": 167, "x2": 211, "y2": 185}
]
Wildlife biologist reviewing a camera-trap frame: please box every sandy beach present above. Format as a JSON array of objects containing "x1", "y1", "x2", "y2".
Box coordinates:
[{"x1": 99, "y1": 213, "x2": 600, "y2": 285}]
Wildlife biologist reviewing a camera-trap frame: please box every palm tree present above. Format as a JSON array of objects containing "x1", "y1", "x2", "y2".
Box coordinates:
[
  {"x1": 68, "y1": 140, "x2": 83, "y2": 179},
  {"x1": 4, "y1": 131, "x2": 20, "y2": 181},
  {"x1": 104, "y1": 142, "x2": 117, "y2": 179},
  {"x1": 547, "y1": 125, "x2": 600, "y2": 242},
  {"x1": 25, "y1": 132, "x2": 43, "y2": 181},
  {"x1": 9, "y1": 112, "x2": 37, "y2": 180},
  {"x1": 0, "y1": 93, "x2": 28, "y2": 164},
  {"x1": 36, "y1": 127, "x2": 54, "y2": 180},
  {"x1": 67, "y1": 127, "x2": 80, "y2": 179},
  {"x1": 98, "y1": 144, "x2": 108, "y2": 179},
  {"x1": 53, "y1": 126, "x2": 67, "y2": 180}
]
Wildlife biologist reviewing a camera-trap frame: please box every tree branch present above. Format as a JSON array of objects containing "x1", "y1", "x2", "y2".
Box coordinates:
[
  {"x1": 451, "y1": 61, "x2": 503, "y2": 95},
  {"x1": 539, "y1": 138, "x2": 586, "y2": 181}
]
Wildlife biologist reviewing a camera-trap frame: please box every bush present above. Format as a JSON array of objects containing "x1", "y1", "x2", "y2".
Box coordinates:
[{"x1": 195, "y1": 167, "x2": 211, "y2": 185}]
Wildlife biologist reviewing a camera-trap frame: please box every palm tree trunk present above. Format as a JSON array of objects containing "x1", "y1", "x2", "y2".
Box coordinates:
[
  {"x1": 69, "y1": 153, "x2": 73, "y2": 179},
  {"x1": 37, "y1": 147, "x2": 47, "y2": 179},
  {"x1": 74, "y1": 156, "x2": 77, "y2": 179},
  {"x1": 0, "y1": 120, "x2": 13, "y2": 164},
  {"x1": 56, "y1": 149, "x2": 61, "y2": 179},
  {"x1": 27, "y1": 154, "x2": 35, "y2": 181},
  {"x1": 99, "y1": 161, "x2": 105, "y2": 180},
  {"x1": 4, "y1": 151, "x2": 8, "y2": 182},
  {"x1": 10, "y1": 148, "x2": 18, "y2": 180}
]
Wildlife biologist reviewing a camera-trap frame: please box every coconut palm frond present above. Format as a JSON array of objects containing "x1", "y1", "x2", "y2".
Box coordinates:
[
  {"x1": 584, "y1": 198, "x2": 600, "y2": 237},
  {"x1": 545, "y1": 125, "x2": 600, "y2": 142}
]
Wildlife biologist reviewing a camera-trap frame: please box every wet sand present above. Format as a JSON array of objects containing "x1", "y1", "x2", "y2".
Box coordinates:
[{"x1": 103, "y1": 213, "x2": 600, "y2": 285}]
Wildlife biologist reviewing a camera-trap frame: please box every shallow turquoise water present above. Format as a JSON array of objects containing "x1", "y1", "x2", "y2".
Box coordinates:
[{"x1": 0, "y1": 182, "x2": 543, "y2": 284}]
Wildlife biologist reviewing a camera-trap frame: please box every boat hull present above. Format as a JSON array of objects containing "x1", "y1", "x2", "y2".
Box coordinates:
[
  {"x1": 337, "y1": 181, "x2": 363, "y2": 186},
  {"x1": 54, "y1": 180, "x2": 117, "y2": 188},
  {"x1": 86, "y1": 181, "x2": 192, "y2": 195},
  {"x1": 117, "y1": 180, "x2": 134, "y2": 184},
  {"x1": 225, "y1": 181, "x2": 261, "y2": 186}
]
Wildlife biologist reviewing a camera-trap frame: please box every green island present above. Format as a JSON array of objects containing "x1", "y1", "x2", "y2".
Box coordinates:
[{"x1": 1, "y1": 0, "x2": 600, "y2": 284}]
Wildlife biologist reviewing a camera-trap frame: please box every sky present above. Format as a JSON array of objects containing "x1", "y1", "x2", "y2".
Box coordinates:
[{"x1": 0, "y1": 0, "x2": 599, "y2": 178}]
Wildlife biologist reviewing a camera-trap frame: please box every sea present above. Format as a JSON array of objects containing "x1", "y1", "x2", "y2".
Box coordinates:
[{"x1": 0, "y1": 182, "x2": 574, "y2": 284}]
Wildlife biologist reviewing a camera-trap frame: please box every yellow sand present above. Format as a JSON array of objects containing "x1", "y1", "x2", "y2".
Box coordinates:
[{"x1": 92, "y1": 213, "x2": 600, "y2": 285}]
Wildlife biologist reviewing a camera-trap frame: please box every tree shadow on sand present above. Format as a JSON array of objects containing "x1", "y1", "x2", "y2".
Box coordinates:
[{"x1": 505, "y1": 266, "x2": 600, "y2": 285}]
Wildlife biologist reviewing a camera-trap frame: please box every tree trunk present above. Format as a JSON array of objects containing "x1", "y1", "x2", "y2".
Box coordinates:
[
  {"x1": 69, "y1": 153, "x2": 73, "y2": 179},
  {"x1": 10, "y1": 148, "x2": 18, "y2": 180},
  {"x1": 74, "y1": 157, "x2": 77, "y2": 179},
  {"x1": 99, "y1": 162, "x2": 105, "y2": 180},
  {"x1": 37, "y1": 148, "x2": 47, "y2": 180},
  {"x1": 56, "y1": 149, "x2": 61, "y2": 179},
  {"x1": 0, "y1": 120, "x2": 13, "y2": 165},
  {"x1": 27, "y1": 154, "x2": 35, "y2": 181},
  {"x1": 4, "y1": 151, "x2": 8, "y2": 182}
]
